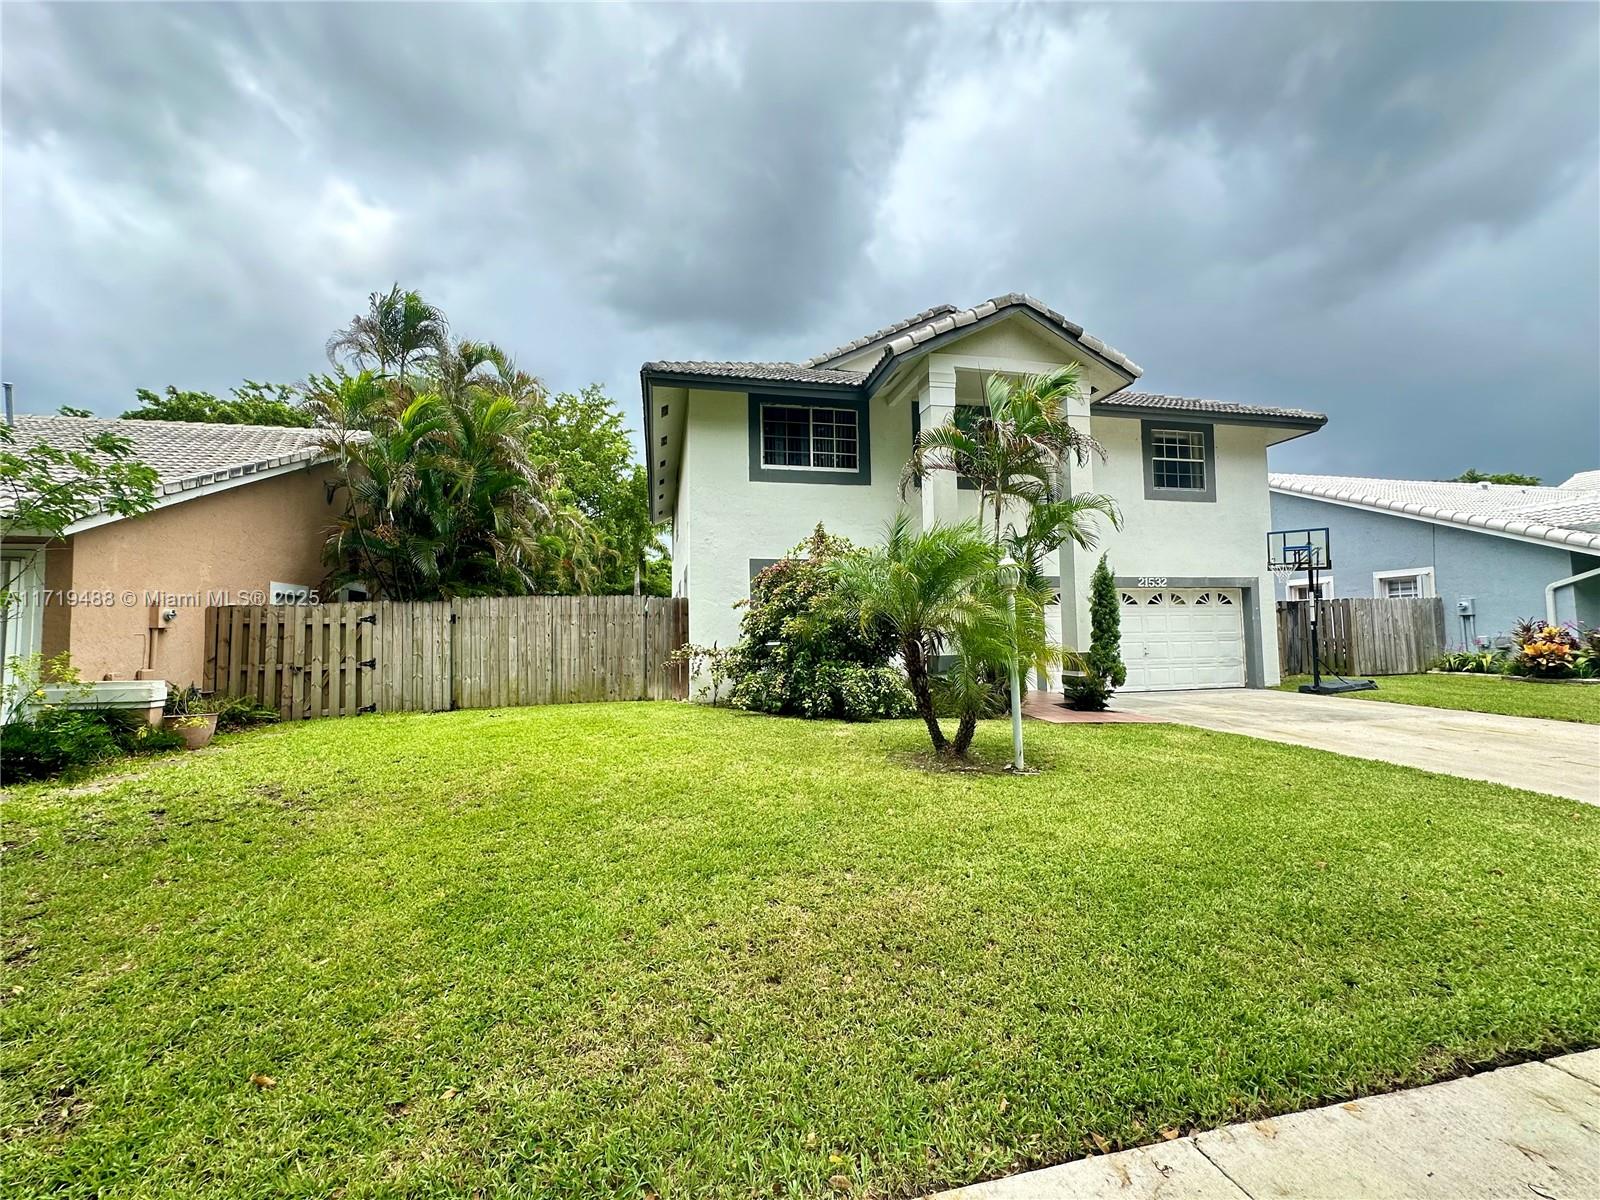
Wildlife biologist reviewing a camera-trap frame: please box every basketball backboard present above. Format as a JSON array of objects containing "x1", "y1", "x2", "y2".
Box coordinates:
[{"x1": 1267, "y1": 527, "x2": 1331, "y2": 572}]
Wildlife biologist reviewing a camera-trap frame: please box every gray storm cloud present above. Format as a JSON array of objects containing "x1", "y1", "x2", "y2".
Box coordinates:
[{"x1": 3, "y1": 2, "x2": 1595, "y2": 482}]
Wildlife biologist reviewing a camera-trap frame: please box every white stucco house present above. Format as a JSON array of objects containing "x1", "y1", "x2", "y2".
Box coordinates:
[{"x1": 641, "y1": 294, "x2": 1326, "y2": 693}]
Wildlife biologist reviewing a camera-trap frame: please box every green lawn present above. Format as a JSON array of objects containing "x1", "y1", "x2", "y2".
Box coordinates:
[
  {"x1": 4, "y1": 706, "x2": 1598, "y2": 1199},
  {"x1": 1280, "y1": 672, "x2": 1600, "y2": 724}
]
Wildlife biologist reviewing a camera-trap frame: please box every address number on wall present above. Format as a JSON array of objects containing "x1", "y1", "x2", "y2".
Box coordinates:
[{"x1": 1137, "y1": 577, "x2": 1168, "y2": 588}]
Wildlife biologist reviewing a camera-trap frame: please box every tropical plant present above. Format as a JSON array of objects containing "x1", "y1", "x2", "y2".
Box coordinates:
[
  {"x1": 832, "y1": 513, "x2": 1054, "y2": 758},
  {"x1": 669, "y1": 642, "x2": 735, "y2": 706},
  {"x1": 1065, "y1": 554, "x2": 1125, "y2": 711},
  {"x1": 325, "y1": 284, "x2": 450, "y2": 399},
  {"x1": 122, "y1": 382, "x2": 311, "y2": 427},
  {"x1": 317, "y1": 385, "x2": 594, "y2": 600},
  {"x1": 904, "y1": 366, "x2": 1110, "y2": 549},
  {"x1": 1575, "y1": 626, "x2": 1600, "y2": 678},
  {"x1": 1508, "y1": 617, "x2": 1579, "y2": 678},
  {"x1": 726, "y1": 525, "x2": 913, "y2": 721},
  {"x1": 1000, "y1": 492, "x2": 1122, "y2": 592}
]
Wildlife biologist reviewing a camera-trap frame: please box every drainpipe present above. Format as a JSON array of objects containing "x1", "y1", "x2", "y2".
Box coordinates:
[
  {"x1": 1545, "y1": 565, "x2": 1600, "y2": 625},
  {"x1": 3, "y1": 382, "x2": 13, "y2": 426}
]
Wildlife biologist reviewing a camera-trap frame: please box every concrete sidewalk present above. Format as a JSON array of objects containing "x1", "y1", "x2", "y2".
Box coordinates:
[
  {"x1": 935, "y1": 1050, "x2": 1600, "y2": 1200},
  {"x1": 1123, "y1": 689, "x2": 1599, "y2": 805}
]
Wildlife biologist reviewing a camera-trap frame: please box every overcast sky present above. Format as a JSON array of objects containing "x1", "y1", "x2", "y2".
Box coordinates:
[{"x1": 3, "y1": 2, "x2": 1596, "y2": 483}]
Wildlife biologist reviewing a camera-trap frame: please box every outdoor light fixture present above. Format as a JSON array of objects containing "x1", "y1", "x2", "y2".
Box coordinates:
[{"x1": 997, "y1": 556, "x2": 1024, "y2": 772}]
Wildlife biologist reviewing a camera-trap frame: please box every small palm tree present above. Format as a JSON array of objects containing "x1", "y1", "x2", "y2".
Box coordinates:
[
  {"x1": 904, "y1": 365, "x2": 1106, "y2": 549},
  {"x1": 1002, "y1": 492, "x2": 1122, "y2": 592},
  {"x1": 326, "y1": 285, "x2": 450, "y2": 399},
  {"x1": 832, "y1": 513, "x2": 1054, "y2": 758}
]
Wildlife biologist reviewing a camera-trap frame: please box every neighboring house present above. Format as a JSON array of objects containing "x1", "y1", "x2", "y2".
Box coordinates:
[
  {"x1": 1269, "y1": 471, "x2": 1600, "y2": 647},
  {"x1": 642, "y1": 293, "x2": 1326, "y2": 693},
  {"x1": 1, "y1": 415, "x2": 341, "y2": 697}
]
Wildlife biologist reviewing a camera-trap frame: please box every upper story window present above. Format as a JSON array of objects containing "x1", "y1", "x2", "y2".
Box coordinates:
[
  {"x1": 762, "y1": 404, "x2": 859, "y2": 471},
  {"x1": 1140, "y1": 419, "x2": 1216, "y2": 503},
  {"x1": 1150, "y1": 428, "x2": 1207, "y2": 492},
  {"x1": 748, "y1": 395, "x2": 872, "y2": 486}
]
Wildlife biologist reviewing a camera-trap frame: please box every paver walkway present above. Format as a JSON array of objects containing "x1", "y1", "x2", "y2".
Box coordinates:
[
  {"x1": 1122, "y1": 688, "x2": 1599, "y2": 805},
  {"x1": 936, "y1": 1050, "x2": 1600, "y2": 1200}
]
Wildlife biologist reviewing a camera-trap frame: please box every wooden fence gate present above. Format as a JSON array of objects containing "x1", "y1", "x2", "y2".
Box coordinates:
[
  {"x1": 1277, "y1": 597, "x2": 1445, "y2": 676},
  {"x1": 204, "y1": 596, "x2": 689, "y2": 721}
]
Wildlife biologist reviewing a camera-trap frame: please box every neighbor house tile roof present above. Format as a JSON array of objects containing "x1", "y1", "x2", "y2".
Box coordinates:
[
  {"x1": 1269, "y1": 471, "x2": 1600, "y2": 552},
  {"x1": 2, "y1": 414, "x2": 332, "y2": 522},
  {"x1": 1104, "y1": 392, "x2": 1327, "y2": 426}
]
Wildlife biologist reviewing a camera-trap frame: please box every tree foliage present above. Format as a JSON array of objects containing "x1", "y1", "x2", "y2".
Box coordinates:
[
  {"x1": 122, "y1": 382, "x2": 312, "y2": 427},
  {"x1": 1451, "y1": 469, "x2": 1541, "y2": 486},
  {"x1": 832, "y1": 513, "x2": 1054, "y2": 757},
  {"x1": 726, "y1": 525, "x2": 912, "y2": 721},
  {"x1": 526, "y1": 386, "x2": 669, "y2": 597},
  {"x1": 905, "y1": 366, "x2": 1115, "y2": 549}
]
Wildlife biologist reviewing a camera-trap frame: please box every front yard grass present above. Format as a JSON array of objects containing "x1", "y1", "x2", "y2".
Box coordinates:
[
  {"x1": 1280, "y1": 671, "x2": 1600, "y2": 724},
  {"x1": 4, "y1": 704, "x2": 1598, "y2": 1198}
]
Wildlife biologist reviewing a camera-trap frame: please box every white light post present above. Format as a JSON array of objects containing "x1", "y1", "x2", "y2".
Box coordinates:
[{"x1": 997, "y1": 555, "x2": 1024, "y2": 772}]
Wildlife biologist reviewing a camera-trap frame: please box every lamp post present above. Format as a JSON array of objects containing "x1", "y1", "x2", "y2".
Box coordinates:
[{"x1": 997, "y1": 555, "x2": 1024, "y2": 772}]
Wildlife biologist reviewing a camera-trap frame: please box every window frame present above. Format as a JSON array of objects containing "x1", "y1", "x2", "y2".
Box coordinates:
[
  {"x1": 1140, "y1": 419, "x2": 1216, "y2": 503},
  {"x1": 1372, "y1": 567, "x2": 1435, "y2": 600},
  {"x1": 1285, "y1": 574, "x2": 1333, "y2": 601},
  {"x1": 747, "y1": 394, "x2": 872, "y2": 486}
]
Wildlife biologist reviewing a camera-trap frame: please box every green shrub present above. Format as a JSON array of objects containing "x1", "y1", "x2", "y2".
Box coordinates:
[
  {"x1": 726, "y1": 525, "x2": 914, "y2": 722},
  {"x1": 1063, "y1": 555, "x2": 1123, "y2": 710}
]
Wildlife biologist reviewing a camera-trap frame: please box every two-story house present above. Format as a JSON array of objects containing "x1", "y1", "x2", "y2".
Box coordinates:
[{"x1": 641, "y1": 294, "x2": 1326, "y2": 693}]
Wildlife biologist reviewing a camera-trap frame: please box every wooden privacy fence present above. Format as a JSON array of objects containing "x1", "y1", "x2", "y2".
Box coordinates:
[
  {"x1": 1277, "y1": 597, "x2": 1445, "y2": 676},
  {"x1": 203, "y1": 596, "x2": 688, "y2": 721}
]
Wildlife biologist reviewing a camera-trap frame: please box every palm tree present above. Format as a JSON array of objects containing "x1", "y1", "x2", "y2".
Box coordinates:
[
  {"x1": 325, "y1": 285, "x2": 450, "y2": 399},
  {"x1": 832, "y1": 513, "x2": 1054, "y2": 758},
  {"x1": 904, "y1": 365, "x2": 1108, "y2": 549},
  {"x1": 1001, "y1": 492, "x2": 1122, "y2": 592}
]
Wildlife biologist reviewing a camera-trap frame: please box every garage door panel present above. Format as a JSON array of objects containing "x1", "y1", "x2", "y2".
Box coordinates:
[{"x1": 1120, "y1": 588, "x2": 1246, "y2": 691}]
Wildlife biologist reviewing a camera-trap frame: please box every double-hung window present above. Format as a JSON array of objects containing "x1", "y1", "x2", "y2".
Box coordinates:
[
  {"x1": 1149, "y1": 428, "x2": 1208, "y2": 493},
  {"x1": 761, "y1": 404, "x2": 859, "y2": 471}
]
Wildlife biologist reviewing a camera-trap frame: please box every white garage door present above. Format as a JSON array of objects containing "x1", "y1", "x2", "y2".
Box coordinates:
[{"x1": 1120, "y1": 588, "x2": 1246, "y2": 691}]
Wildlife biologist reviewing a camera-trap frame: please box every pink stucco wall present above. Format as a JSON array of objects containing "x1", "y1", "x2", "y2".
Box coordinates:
[{"x1": 42, "y1": 465, "x2": 338, "y2": 685}]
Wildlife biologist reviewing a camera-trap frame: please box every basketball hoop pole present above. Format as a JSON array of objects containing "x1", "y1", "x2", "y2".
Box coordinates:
[{"x1": 1307, "y1": 561, "x2": 1322, "y2": 692}]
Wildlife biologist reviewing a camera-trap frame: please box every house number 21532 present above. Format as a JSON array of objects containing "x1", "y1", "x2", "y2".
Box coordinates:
[{"x1": 1137, "y1": 576, "x2": 1168, "y2": 588}]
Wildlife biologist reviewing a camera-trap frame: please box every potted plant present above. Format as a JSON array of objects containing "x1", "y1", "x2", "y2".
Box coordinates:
[{"x1": 161, "y1": 685, "x2": 222, "y2": 750}]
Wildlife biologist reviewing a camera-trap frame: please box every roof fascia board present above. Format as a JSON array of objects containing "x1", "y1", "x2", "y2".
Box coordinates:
[
  {"x1": 1267, "y1": 485, "x2": 1599, "y2": 552},
  {"x1": 1093, "y1": 403, "x2": 1326, "y2": 433},
  {"x1": 61, "y1": 454, "x2": 331, "y2": 536},
  {"x1": 640, "y1": 368, "x2": 861, "y2": 401}
]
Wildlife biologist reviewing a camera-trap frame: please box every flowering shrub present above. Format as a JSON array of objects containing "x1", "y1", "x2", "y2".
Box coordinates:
[
  {"x1": 1509, "y1": 618, "x2": 1580, "y2": 678},
  {"x1": 726, "y1": 525, "x2": 914, "y2": 722}
]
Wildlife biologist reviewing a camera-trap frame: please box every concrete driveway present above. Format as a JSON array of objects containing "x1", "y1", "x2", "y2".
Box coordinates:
[{"x1": 1124, "y1": 688, "x2": 1599, "y2": 805}]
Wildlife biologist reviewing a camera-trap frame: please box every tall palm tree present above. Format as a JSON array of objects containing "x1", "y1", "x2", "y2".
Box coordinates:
[
  {"x1": 832, "y1": 513, "x2": 1054, "y2": 758},
  {"x1": 325, "y1": 285, "x2": 450, "y2": 400},
  {"x1": 1002, "y1": 493, "x2": 1123, "y2": 592},
  {"x1": 904, "y1": 365, "x2": 1108, "y2": 549}
]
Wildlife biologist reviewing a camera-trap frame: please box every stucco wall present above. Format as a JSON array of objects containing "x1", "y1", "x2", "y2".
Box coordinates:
[
  {"x1": 1090, "y1": 415, "x2": 1282, "y2": 685},
  {"x1": 42, "y1": 465, "x2": 337, "y2": 684},
  {"x1": 679, "y1": 387, "x2": 915, "y2": 654},
  {"x1": 677, "y1": 390, "x2": 1284, "y2": 689},
  {"x1": 1268, "y1": 491, "x2": 1593, "y2": 645}
]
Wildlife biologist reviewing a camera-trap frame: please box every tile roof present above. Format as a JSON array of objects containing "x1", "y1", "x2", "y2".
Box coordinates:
[
  {"x1": 1269, "y1": 471, "x2": 1600, "y2": 552},
  {"x1": 2, "y1": 414, "x2": 332, "y2": 521},
  {"x1": 1558, "y1": 469, "x2": 1600, "y2": 490},
  {"x1": 1105, "y1": 392, "x2": 1327, "y2": 425},
  {"x1": 640, "y1": 361, "x2": 866, "y2": 386},
  {"x1": 804, "y1": 304, "x2": 961, "y2": 367},
  {"x1": 867, "y1": 293, "x2": 1144, "y2": 379}
]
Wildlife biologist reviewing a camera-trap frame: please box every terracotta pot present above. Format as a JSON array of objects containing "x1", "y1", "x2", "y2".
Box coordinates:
[{"x1": 161, "y1": 712, "x2": 219, "y2": 750}]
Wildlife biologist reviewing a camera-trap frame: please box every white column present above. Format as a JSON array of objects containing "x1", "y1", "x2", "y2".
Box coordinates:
[
  {"x1": 1055, "y1": 374, "x2": 1095, "y2": 655},
  {"x1": 918, "y1": 360, "x2": 962, "y2": 532}
]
